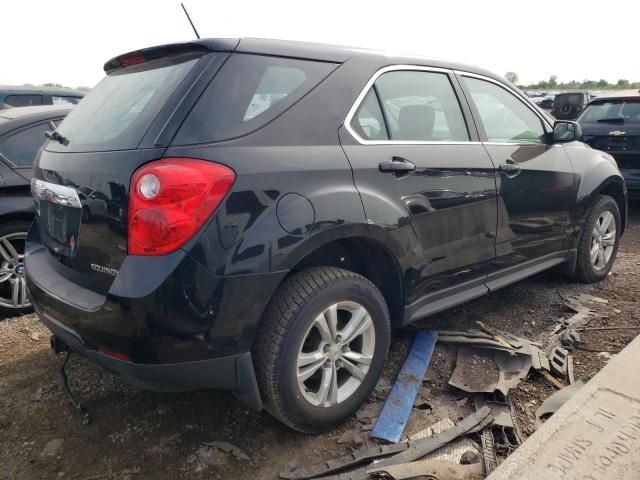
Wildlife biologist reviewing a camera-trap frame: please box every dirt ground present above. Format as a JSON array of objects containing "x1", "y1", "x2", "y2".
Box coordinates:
[{"x1": 1, "y1": 202, "x2": 639, "y2": 480}]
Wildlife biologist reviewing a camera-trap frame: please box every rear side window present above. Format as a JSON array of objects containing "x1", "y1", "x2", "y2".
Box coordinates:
[
  {"x1": 49, "y1": 53, "x2": 201, "y2": 152},
  {"x1": 0, "y1": 121, "x2": 52, "y2": 166},
  {"x1": 351, "y1": 70, "x2": 470, "y2": 142},
  {"x1": 353, "y1": 89, "x2": 388, "y2": 140},
  {"x1": 175, "y1": 54, "x2": 336, "y2": 144},
  {"x1": 5, "y1": 95, "x2": 43, "y2": 107}
]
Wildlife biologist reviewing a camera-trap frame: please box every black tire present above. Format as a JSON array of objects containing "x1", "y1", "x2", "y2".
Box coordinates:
[
  {"x1": 253, "y1": 267, "x2": 390, "y2": 433},
  {"x1": 573, "y1": 195, "x2": 621, "y2": 283},
  {"x1": 0, "y1": 220, "x2": 33, "y2": 316}
]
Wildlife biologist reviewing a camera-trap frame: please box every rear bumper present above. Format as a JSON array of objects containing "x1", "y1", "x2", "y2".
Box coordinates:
[
  {"x1": 39, "y1": 306, "x2": 262, "y2": 410},
  {"x1": 25, "y1": 223, "x2": 287, "y2": 410}
]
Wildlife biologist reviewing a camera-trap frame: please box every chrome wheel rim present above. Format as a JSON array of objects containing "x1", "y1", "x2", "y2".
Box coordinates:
[
  {"x1": 0, "y1": 232, "x2": 30, "y2": 309},
  {"x1": 590, "y1": 211, "x2": 616, "y2": 271},
  {"x1": 297, "y1": 301, "x2": 375, "y2": 407}
]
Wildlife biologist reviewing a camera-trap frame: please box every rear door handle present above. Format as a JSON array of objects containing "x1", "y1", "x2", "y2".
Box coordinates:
[
  {"x1": 498, "y1": 161, "x2": 521, "y2": 175},
  {"x1": 379, "y1": 157, "x2": 416, "y2": 174}
]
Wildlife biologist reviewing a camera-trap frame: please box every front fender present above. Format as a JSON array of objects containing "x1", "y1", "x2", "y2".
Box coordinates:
[{"x1": 564, "y1": 141, "x2": 627, "y2": 231}]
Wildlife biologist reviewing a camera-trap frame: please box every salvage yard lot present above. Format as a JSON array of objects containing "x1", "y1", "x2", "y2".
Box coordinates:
[{"x1": 1, "y1": 203, "x2": 639, "y2": 480}]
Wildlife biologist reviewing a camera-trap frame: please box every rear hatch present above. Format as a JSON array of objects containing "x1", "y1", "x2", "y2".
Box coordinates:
[
  {"x1": 31, "y1": 43, "x2": 233, "y2": 294},
  {"x1": 579, "y1": 97, "x2": 640, "y2": 162}
]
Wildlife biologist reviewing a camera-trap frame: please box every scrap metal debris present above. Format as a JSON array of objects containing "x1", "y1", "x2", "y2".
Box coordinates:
[
  {"x1": 280, "y1": 408, "x2": 492, "y2": 480},
  {"x1": 371, "y1": 330, "x2": 438, "y2": 443},
  {"x1": 201, "y1": 441, "x2": 250, "y2": 461},
  {"x1": 367, "y1": 459, "x2": 484, "y2": 480},
  {"x1": 535, "y1": 379, "x2": 587, "y2": 427},
  {"x1": 448, "y1": 346, "x2": 531, "y2": 395},
  {"x1": 408, "y1": 418, "x2": 482, "y2": 464}
]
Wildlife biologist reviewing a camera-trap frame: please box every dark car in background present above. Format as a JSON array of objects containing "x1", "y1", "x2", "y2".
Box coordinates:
[
  {"x1": 0, "y1": 86, "x2": 84, "y2": 109},
  {"x1": 0, "y1": 105, "x2": 72, "y2": 313},
  {"x1": 552, "y1": 91, "x2": 592, "y2": 120},
  {"x1": 26, "y1": 38, "x2": 626, "y2": 432},
  {"x1": 579, "y1": 91, "x2": 640, "y2": 197}
]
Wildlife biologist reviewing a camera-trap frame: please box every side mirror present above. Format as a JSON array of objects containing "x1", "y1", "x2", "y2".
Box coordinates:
[{"x1": 553, "y1": 121, "x2": 582, "y2": 143}]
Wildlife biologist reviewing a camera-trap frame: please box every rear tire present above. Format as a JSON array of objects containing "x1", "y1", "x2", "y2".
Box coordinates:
[
  {"x1": 253, "y1": 267, "x2": 390, "y2": 433},
  {"x1": 573, "y1": 195, "x2": 621, "y2": 283}
]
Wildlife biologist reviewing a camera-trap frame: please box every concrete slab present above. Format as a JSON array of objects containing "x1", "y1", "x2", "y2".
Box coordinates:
[{"x1": 488, "y1": 335, "x2": 640, "y2": 480}]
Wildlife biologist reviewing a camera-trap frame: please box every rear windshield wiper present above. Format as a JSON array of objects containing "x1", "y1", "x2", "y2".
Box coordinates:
[
  {"x1": 597, "y1": 117, "x2": 624, "y2": 124},
  {"x1": 45, "y1": 120, "x2": 69, "y2": 146}
]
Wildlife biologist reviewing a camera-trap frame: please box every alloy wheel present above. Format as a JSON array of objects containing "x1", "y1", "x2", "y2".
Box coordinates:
[
  {"x1": 590, "y1": 211, "x2": 616, "y2": 271},
  {"x1": 296, "y1": 301, "x2": 375, "y2": 407},
  {"x1": 0, "y1": 232, "x2": 30, "y2": 309}
]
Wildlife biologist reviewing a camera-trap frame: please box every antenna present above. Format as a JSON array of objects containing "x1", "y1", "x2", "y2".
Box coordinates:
[{"x1": 181, "y1": 2, "x2": 200, "y2": 39}]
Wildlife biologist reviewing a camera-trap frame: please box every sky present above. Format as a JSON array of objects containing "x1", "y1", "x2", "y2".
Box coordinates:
[{"x1": 1, "y1": 0, "x2": 638, "y2": 88}]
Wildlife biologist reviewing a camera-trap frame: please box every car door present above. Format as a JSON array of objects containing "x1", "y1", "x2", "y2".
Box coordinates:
[
  {"x1": 340, "y1": 67, "x2": 498, "y2": 322},
  {"x1": 457, "y1": 73, "x2": 576, "y2": 290}
]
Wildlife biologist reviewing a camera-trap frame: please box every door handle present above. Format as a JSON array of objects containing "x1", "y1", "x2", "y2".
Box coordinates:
[
  {"x1": 379, "y1": 157, "x2": 416, "y2": 174},
  {"x1": 498, "y1": 161, "x2": 521, "y2": 175}
]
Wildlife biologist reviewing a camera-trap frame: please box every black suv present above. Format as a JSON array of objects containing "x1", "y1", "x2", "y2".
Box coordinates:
[
  {"x1": 552, "y1": 92, "x2": 592, "y2": 120},
  {"x1": 578, "y1": 91, "x2": 640, "y2": 198},
  {"x1": 25, "y1": 39, "x2": 627, "y2": 432}
]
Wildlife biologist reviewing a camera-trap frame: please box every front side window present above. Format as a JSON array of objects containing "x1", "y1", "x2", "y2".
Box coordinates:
[
  {"x1": 373, "y1": 71, "x2": 469, "y2": 142},
  {"x1": 463, "y1": 77, "x2": 545, "y2": 143},
  {"x1": 0, "y1": 122, "x2": 51, "y2": 166}
]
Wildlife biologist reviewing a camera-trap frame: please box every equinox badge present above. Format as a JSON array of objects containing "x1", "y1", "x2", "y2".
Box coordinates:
[{"x1": 91, "y1": 263, "x2": 118, "y2": 276}]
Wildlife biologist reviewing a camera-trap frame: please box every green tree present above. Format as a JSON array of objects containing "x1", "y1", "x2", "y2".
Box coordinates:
[
  {"x1": 549, "y1": 75, "x2": 558, "y2": 87},
  {"x1": 504, "y1": 71, "x2": 519, "y2": 84},
  {"x1": 617, "y1": 79, "x2": 630, "y2": 88}
]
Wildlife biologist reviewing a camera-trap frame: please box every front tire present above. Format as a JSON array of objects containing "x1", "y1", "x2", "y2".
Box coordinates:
[
  {"x1": 573, "y1": 195, "x2": 621, "y2": 283},
  {"x1": 253, "y1": 267, "x2": 390, "y2": 433}
]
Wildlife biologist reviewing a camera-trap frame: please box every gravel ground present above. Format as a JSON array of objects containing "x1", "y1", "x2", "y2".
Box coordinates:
[{"x1": 1, "y1": 201, "x2": 638, "y2": 480}]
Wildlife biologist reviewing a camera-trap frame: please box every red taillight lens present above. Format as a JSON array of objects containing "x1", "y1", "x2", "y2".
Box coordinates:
[{"x1": 128, "y1": 158, "x2": 235, "y2": 256}]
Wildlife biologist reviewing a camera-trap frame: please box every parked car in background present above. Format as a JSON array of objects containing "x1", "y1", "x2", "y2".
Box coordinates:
[
  {"x1": 535, "y1": 94, "x2": 555, "y2": 112},
  {"x1": 0, "y1": 105, "x2": 72, "y2": 313},
  {"x1": 579, "y1": 90, "x2": 640, "y2": 198},
  {"x1": 552, "y1": 91, "x2": 592, "y2": 120},
  {"x1": 26, "y1": 38, "x2": 626, "y2": 432},
  {"x1": 0, "y1": 86, "x2": 84, "y2": 109}
]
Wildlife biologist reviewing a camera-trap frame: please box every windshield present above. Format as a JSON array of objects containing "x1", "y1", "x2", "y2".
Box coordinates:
[
  {"x1": 48, "y1": 53, "x2": 202, "y2": 152},
  {"x1": 580, "y1": 100, "x2": 640, "y2": 124}
]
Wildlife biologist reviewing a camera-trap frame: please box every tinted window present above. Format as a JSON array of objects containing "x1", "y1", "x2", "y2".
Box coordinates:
[
  {"x1": 50, "y1": 53, "x2": 201, "y2": 152},
  {"x1": 374, "y1": 71, "x2": 469, "y2": 141},
  {"x1": 580, "y1": 100, "x2": 640, "y2": 124},
  {"x1": 352, "y1": 89, "x2": 388, "y2": 140},
  {"x1": 464, "y1": 77, "x2": 545, "y2": 143},
  {"x1": 175, "y1": 54, "x2": 336, "y2": 144},
  {"x1": 555, "y1": 93, "x2": 586, "y2": 105},
  {"x1": 0, "y1": 122, "x2": 50, "y2": 166},
  {"x1": 52, "y1": 96, "x2": 81, "y2": 105},
  {"x1": 5, "y1": 95, "x2": 43, "y2": 107}
]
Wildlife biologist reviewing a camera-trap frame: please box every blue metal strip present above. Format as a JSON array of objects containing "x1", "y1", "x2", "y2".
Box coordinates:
[{"x1": 370, "y1": 329, "x2": 438, "y2": 443}]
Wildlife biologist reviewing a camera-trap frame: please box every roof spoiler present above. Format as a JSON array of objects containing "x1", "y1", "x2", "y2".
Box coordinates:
[{"x1": 103, "y1": 39, "x2": 239, "y2": 73}]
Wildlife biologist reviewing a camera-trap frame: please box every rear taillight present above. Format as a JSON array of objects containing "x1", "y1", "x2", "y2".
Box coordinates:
[{"x1": 128, "y1": 158, "x2": 235, "y2": 256}]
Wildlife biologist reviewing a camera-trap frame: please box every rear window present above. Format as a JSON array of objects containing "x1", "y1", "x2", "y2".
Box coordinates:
[
  {"x1": 174, "y1": 54, "x2": 336, "y2": 144},
  {"x1": 580, "y1": 100, "x2": 640, "y2": 124},
  {"x1": 555, "y1": 93, "x2": 586, "y2": 104},
  {"x1": 48, "y1": 53, "x2": 201, "y2": 152}
]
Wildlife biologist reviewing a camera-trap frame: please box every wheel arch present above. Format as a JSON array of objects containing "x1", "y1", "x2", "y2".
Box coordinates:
[{"x1": 276, "y1": 228, "x2": 406, "y2": 326}]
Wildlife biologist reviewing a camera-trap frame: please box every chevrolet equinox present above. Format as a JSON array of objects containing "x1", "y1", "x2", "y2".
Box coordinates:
[{"x1": 25, "y1": 38, "x2": 627, "y2": 432}]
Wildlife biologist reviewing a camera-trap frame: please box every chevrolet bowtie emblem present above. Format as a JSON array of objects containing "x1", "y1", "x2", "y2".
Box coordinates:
[{"x1": 609, "y1": 130, "x2": 626, "y2": 136}]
